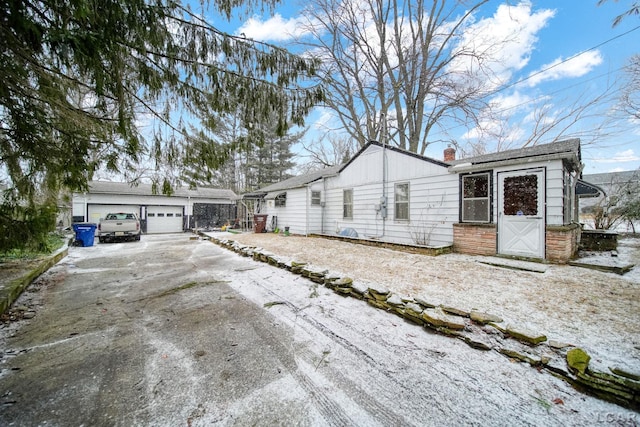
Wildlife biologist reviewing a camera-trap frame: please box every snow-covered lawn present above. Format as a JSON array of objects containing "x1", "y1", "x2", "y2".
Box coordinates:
[{"x1": 212, "y1": 232, "x2": 640, "y2": 376}]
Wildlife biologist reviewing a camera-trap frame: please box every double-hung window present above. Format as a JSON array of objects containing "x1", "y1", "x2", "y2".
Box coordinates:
[
  {"x1": 311, "y1": 191, "x2": 321, "y2": 206},
  {"x1": 343, "y1": 189, "x2": 353, "y2": 219},
  {"x1": 394, "y1": 183, "x2": 409, "y2": 221},
  {"x1": 462, "y1": 173, "x2": 490, "y2": 222},
  {"x1": 275, "y1": 193, "x2": 286, "y2": 207}
]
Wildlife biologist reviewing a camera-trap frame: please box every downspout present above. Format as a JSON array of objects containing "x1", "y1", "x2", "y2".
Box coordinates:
[
  {"x1": 322, "y1": 176, "x2": 327, "y2": 234},
  {"x1": 305, "y1": 186, "x2": 309, "y2": 236},
  {"x1": 382, "y1": 138, "x2": 387, "y2": 238},
  {"x1": 186, "y1": 195, "x2": 190, "y2": 231},
  {"x1": 83, "y1": 194, "x2": 88, "y2": 223},
  {"x1": 380, "y1": 115, "x2": 388, "y2": 238}
]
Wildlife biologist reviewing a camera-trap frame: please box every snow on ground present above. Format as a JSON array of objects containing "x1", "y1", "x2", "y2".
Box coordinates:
[{"x1": 211, "y1": 232, "x2": 640, "y2": 375}]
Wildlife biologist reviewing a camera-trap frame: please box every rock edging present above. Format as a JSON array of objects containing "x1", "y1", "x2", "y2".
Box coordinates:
[
  {"x1": 0, "y1": 244, "x2": 69, "y2": 315},
  {"x1": 207, "y1": 234, "x2": 640, "y2": 410}
]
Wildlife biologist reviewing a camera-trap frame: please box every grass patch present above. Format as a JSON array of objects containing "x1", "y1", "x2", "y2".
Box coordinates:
[{"x1": 0, "y1": 234, "x2": 66, "y2": 262}]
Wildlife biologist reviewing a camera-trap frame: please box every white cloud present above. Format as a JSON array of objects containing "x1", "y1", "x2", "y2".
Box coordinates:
[
  {"x1": 490, "y1": 91, "x2": 535, "y2": 113},
  {"x1": 524, "y1": 51, "x2": 603, "y2": 87},
  {"x1": 237, "y1": 13, "x2": 312, "y2": 42},
  {"x1": 592, "y1": 149, "x2": 640, "y2": 163},
  {"x1": 312, "y1": 109, "x2": 336, "y2": 131},
  {"x1": 449, "y1": 2, "x2": 556, "y2": 89}
]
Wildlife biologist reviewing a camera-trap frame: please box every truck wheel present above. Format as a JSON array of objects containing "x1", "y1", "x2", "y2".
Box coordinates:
[
  {"x1": 99, "y1": 237, "x2": 105, "y2": 243},
  {"x1": 135, "y1": 234, "x2": 141, "y2": 241}
]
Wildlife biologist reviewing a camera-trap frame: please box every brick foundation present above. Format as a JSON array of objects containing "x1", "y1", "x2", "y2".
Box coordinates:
[
  {"x1": 453, "y1": 222, "x2": 580, "y2": 263},
  {"x1": 452, "y1": 223, "x2": 497, "y2": 256},
  {"x1": 546, "y1": 224, "x2": 581, "y2": 263}
]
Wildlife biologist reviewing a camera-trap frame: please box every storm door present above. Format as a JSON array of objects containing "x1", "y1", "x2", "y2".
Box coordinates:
[{"x1": 497, "y1": 169, "x2": 545, "y2": 258}]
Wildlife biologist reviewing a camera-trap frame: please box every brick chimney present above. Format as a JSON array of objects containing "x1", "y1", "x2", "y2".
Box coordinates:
[{"x1": 444, "y1": 145, "x2": 456, "y2": 162}]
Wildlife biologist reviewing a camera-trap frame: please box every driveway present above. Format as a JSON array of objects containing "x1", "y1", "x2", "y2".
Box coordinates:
[{"x1": 0, "y1": 234, "x2": 636, "y2": 426}]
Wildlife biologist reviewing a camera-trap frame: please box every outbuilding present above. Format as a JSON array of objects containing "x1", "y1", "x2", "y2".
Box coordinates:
[
  {"x1": 245, "y1": 138, "x2": 596, "y2": 263},
  {"x1": 72, "y1": 181, "x2": 237, "y2": 234}
]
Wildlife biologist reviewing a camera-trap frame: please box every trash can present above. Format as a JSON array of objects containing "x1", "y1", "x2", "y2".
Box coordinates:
[
  {"x1": 72, "y1": 223, "x2": 97, "y2": 247},
  {"x1": 253, "y1": 214, "x2": 268, "y2": 233}
]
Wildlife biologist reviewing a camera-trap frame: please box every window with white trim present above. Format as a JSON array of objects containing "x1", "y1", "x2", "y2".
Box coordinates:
[
  {"x1": 343, "y1": 189, "x2": 353, "y2": 219},
  {"x1": 311, "y1": 191, "x2": 321, "y2": 205},
  {"x1": 462, "y1": 173, "x2": 490, "y2": 222},
  {"x1": 394, "y1": 183, "x2": 409, "y2": 221},
  {"x1": 275, "y1": 193, "x2": 286, "y2": 207}
]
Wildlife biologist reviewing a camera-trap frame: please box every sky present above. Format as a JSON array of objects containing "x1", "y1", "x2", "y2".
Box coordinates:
[{"x1": 207, "y1": 0, "x2": 640, "y2": 175}]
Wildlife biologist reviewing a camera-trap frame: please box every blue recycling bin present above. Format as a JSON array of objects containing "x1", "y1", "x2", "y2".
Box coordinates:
[{"x1": 72, "y1": 223, "x2": 97, "y2": 247}]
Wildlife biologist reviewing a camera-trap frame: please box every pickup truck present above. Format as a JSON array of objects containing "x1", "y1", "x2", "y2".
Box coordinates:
[{"x1": 98, "y1": 212, "x2": 141, "y2": 243}]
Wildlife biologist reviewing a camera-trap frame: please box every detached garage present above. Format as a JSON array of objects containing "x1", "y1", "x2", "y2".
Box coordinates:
[{"x1": 72, "y1": 181, "x2": 237, "y2": 234}]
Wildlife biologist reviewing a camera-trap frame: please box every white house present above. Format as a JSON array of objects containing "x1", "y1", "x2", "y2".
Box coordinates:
[
  {"x1": 245, "y1": 139, "x2": 597, "y2": 263},
  {"x1": 72, "y1": 181, "x2": 237, "y2": 234},
  {"x1": 579, "y1": 170, "x2": 639, "y2": 232}
]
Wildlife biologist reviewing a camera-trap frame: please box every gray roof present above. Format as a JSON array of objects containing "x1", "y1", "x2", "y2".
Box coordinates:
[
  {"x1": 582, "y1": 170, "x2": 639, "y2": 186},
  {"x1": 339, "y1": 141, "x2": 450, "y2": 172},
  {"x1": 243, "y1": 164, "x2": 343, "y2": 197},
  {"x1": 86, "y1": 181, "x2": 237, "y2": 200},
  {"x1": 449, "y1": 139, "x2": 581, "y2": 171}
]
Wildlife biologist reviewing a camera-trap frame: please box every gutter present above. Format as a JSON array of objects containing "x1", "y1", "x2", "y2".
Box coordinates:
[{"x1": 448, "y1": 152, "x2": 581, "y2": 174}]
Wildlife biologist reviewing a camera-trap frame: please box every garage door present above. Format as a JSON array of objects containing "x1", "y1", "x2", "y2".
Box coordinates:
[
  {"x1": 146, "y1": 206, "x2": 183, "y2": 234},
  {"x1": 88, "y1": 205, "x2": 139, "y2": 224}
]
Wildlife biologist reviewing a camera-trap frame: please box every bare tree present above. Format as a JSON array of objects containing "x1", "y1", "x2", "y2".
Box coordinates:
[
  {"x1": 298, "y1": 0, "x2": 493, "y2": 155},
  {"x1": 620, "y1": 54, "x2": 640, "y2": 120},
  {"x1": 475, "y1": 81, "x2": 622, "y2": 154},
  {"x1": 582, "y1": 170, "x2": 640, "y2": 231},
  {"x1": 298, "y1": 134, "x2": 357, "y2": 172}
]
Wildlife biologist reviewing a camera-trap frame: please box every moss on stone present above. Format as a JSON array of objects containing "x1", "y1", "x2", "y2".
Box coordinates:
[{"x1": 567, "y1": 348, "x2": 590, "y2": 374}]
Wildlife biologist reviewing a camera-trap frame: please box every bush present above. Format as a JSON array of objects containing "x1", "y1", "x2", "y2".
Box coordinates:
[{"x1": 0, "y1": 202, "x2": 58, "y2": 254}]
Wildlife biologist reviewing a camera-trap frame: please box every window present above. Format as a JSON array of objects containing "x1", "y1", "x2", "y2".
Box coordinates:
[
  {"x1": 563, "y1": 170, "x2": 575, "y2": 224},
  {"x1": 167, "y1": 213, "x2": 174, "y2": 217},
  {"x1": 311, "y1": 191, "x2": 321, "y2": 206},
  {"x1": 148, "y1": 213, "x2": 155, "y2": 217},
  {"x1": 503, "y1": 175, "x2": 537, "y2": 216},
  {"x1": 462, "y1": 173, "x2": 490, "y2": 222},
  {"x1": 105, "y1": 213, "x2": 135, "y2": 220},
  {"x1": 343, "y1": 189, "x2": 353, "y2": 219},
  {"x1": 176, "y1": 213, "x2": 182, "y2": 218},
  {"x1": 157, "y1": 213, "x2": 165, "y2": 217},
  {"x1": 394, "y1": 183, "x2": 409, "y2": 221},
  {"x1": 275, "y1": 193, "x2": 286, "y2": 207}
]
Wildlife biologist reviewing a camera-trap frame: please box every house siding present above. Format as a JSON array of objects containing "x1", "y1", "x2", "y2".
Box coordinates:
[
  {"x1": 490, "y1": 160, "x2": 566, "y2": 225},
  {"x1": 320, "y1": 145, "x2": 458, "y2": 246},
  {"x1": 264, "y1": 187, "x2": 308, "y2": 234},
  {"x1": 307, "y1": 182, "x2": 325, "y2": 234},
  {"x1": 452, "y1": 159, "x2": 577, "y2": 262},
  {"x1": 246, "y1": 140, "x2": 582, "y2": 263}
]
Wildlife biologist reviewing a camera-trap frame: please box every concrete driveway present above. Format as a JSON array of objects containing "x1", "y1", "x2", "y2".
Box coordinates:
[{"x1": 0, "y1": 234, "x2": 636, "y2": 426}]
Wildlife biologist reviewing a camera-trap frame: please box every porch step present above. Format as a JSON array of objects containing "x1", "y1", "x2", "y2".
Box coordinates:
[{"x1": 476, "y1": 257, "x2": 549, "y2": 273}]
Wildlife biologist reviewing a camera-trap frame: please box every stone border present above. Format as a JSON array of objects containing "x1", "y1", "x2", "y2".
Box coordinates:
[
  {"x1": 0, "y1": 243, "x2": 69, "y2": 315},
  {"x1": 206, "y1": 233, "x2": 640, "y2": 410}
]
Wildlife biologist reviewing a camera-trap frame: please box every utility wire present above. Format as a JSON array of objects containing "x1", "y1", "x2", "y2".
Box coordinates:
[{"x1": 484, "y1": 24, "x2": 640, "y2": 98}]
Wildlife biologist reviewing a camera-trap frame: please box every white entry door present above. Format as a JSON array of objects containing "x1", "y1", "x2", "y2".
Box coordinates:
[{"x1": 497, "y1": 169, "x2": 545, "y2": 259}]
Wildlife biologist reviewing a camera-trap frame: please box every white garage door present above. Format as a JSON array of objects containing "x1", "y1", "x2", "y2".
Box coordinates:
[
  {"x1": 88, "y1": 205, "x2": 139, "y2": 224},
  {"x1": 147, "y1": 206, "x2": 183, "y2": 234}
]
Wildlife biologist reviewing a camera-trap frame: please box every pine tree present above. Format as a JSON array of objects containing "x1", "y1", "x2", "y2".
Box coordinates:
[{"x1": 0, "y1": 0, "x2": 323, "y2": 250}]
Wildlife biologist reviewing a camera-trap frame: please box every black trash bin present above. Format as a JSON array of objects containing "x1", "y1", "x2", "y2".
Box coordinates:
[{"x1": 72, "y1": 223, "x2": 97, "y2": 247}]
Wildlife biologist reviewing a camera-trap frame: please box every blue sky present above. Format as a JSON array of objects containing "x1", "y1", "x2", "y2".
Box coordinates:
[{"x1": 209, "y1": 0, "x2": 640, "y2": 174}]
